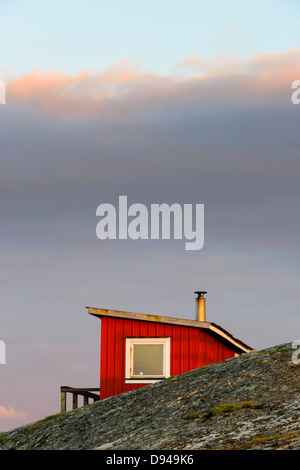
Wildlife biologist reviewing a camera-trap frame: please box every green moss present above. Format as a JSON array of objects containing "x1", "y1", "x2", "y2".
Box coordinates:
[
  {"x1": 183, "y1": 401, "x2": 261, "y2": 421},
  {"x1": 0, "y1": 434, "x2": 13, "y2": 445},
  {"x1": 213, "y1": 430, "x2": 300, "y2": 450},
  {"x1": 244, "y1": 347, "x2": 293, "y2": 358},
  {"x1": 266, "y1": 347, "x2": 293, "y2": 355},
  {"x1": 28, "y1": 408, "x2": 77, "y2": 429},
  {"x1": 146, "y1": 315, "x2": 161, "y2": 322},
  {"x1": 184, "y1": 410, "x2": 202, "y2": 420},
  {"x1": 203, "y1": 401, "x2": 261, "y2": 420}
]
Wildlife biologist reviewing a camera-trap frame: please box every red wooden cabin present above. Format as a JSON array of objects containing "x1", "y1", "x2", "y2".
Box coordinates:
[{"x1": 87, "y1": 292, "x2": 252, "y2": 400}]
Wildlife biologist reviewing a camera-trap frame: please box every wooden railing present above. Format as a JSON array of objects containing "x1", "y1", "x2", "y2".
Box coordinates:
[{"x1": 60, "y1": 386, "x2": 100, "y2": 413}]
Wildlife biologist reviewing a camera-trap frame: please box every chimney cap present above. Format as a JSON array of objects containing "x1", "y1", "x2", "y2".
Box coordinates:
[{"x1": 194, "y1": 291, "x2": 207, "y2": 298}]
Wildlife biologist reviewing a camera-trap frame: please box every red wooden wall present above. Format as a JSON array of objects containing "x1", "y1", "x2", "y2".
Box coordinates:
[{"x1": 100, "y1": 316, "x2": 236, "y2": 400}]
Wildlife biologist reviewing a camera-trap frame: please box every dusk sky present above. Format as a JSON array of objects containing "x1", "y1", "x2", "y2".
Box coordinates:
[{"x1": 1, "y1": 0, "x2": 300, "y2": 431}]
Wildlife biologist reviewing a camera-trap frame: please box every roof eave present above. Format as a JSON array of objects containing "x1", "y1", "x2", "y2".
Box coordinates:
[{"x1": 86, "y1": 307, "x2": 253, "y2": 354}]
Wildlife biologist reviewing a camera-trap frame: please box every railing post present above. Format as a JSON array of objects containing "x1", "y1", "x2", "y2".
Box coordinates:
[
  {"x1": 61, "y1": 388, "x2": 66, "y2": 413},
  {"x1": 72, "y1": 393, "x2": 78, "y2": 410}
]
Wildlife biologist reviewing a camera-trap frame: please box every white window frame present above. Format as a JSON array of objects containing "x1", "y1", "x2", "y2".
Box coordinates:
[{"x1": 125, "y1": 337, "x2": 171, "y2": 383}]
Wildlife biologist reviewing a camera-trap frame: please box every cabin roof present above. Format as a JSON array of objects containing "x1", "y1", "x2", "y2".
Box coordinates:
[{"x1": 87, "y1": 307, "x2": 253, "y2": 354}]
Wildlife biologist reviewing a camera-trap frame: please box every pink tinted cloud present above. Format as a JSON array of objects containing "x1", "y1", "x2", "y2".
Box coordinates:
[
  {"x1": 0, "y1": 405, "x2": 27, "y2": 419},
  {"x1": 7, "y1": 60, "x2": 169, "y2": 117},
  {"x1": 5, "y1": 51, "x2": 300, "y2": 117},
  {"x1": 176, "y1": 55, "x2": 241, "y2": 76}
]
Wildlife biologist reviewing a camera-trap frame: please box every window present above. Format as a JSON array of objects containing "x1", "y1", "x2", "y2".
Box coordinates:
[{"x1": 125, "y1": 337, "x2": 170, "y2": 383}]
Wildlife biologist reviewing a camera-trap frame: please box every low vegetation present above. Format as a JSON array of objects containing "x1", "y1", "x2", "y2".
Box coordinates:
[{"x1": 184, "y1": 400, "x2": 261, "y2": 421}]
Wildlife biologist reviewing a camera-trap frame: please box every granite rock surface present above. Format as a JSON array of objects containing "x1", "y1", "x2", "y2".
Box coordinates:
[{"x1": 0, "y1": 343, "x2": 299, "y2": 450}]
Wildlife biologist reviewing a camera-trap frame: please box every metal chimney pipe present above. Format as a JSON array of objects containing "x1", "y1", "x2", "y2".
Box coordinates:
[{"x1": 194, "y1": 291, "x2": 207, "y2": 322}]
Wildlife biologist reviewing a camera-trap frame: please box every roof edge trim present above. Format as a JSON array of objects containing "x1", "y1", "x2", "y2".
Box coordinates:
[{"x1": 87, "y1": 307, "x2": 253, "y2": 353}]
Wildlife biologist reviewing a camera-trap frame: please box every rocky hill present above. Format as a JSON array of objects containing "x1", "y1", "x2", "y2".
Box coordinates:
[{"x1": 0, "y1": 343, "x2": 299, "y2": 450}]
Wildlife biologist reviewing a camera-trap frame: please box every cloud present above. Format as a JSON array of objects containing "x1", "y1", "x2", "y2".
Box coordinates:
[
  {"x1": 6, "y1": 60, "x2": 171, "y2": 117},
  {"x1": 4, "y1": 50, "x2": 300, "y2": 117},
  {"x1": 1, "y1": 46, "x2": 300, "y2": 255},
  {"x1": 0, "y1": 405, "x2": 27, "y2": 419}
]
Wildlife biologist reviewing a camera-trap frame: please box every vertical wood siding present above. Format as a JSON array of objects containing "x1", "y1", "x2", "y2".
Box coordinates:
[{"x1": 100, "y1": 317, "x2": 236, "y2": 400}]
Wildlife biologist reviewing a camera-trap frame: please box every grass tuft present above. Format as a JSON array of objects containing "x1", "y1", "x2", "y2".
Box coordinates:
[{"x1": 184, "y1": 400, "x2": 261, "y2": 421}]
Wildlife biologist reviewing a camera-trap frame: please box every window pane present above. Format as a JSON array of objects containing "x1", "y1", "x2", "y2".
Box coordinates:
[{"x1": 133, "y1": 344, "x2": 164, "y2": 376}]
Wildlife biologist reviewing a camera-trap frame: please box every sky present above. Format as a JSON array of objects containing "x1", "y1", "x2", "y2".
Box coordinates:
[{"x1": 1, "y1": 0, "x2": 300, "y2": 432}]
